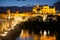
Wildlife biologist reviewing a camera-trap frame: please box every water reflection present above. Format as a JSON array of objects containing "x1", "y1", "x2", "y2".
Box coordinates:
[
  {"x1": 16, "y1": 29, "x2": 56, "y2": 40},
  {"x1": 16, "y1": 29, "x2": 33, "y2": 40}
]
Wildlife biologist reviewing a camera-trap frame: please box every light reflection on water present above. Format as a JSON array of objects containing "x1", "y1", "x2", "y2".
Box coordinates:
[
  {"x1": 16, "y1": 35, "x2": 56, "y2": 40},
  {"x1": 16, "y1": 30, "x2": 56, "y2": 40}
]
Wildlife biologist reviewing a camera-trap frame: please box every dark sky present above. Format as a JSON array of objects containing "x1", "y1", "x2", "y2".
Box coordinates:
[{"x1": 0, "y1": 0, "x2": 60, "y2": 7}]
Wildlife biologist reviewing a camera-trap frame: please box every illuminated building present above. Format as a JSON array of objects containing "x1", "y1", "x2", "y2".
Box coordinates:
[
  {"x1": 0, "y1": 9, "x2": 31, "y2": 32},
  {"x1": 32, "y1": 5, "x2": 56, "y2": 15}
]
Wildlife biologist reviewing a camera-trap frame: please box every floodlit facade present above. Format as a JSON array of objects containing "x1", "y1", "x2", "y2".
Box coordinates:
[{"x1": 32, "y1": 5, "x2": 56, "y2": 14}]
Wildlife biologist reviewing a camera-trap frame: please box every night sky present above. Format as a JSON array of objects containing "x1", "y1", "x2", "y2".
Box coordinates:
[{"x1": 0, "y1": 0, "x2": 60, "y2": 7}]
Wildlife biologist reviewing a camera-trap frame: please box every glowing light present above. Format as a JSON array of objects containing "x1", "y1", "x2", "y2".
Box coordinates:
[
  {"x1": 48, "y1": 30, "x2": 50, "y2": 35},
  {"x1": 40, "y1": 36, "x2": 56, "y2": 40},
  {"x1": 14, "y1": 17, "x2": 24, "y2": 22},
  {"x1": 0, "y1": 32, "x2": 8, "y2": 36},
  {"x1": 20, "y1": 29, "x2": 24, "y2": 36},
  {"x1": 43, "y1": 15, "x2": 47, "y2": 21},
  {"x1": 11, "y1": 27, "x2": 14, "y2": 29},
  {"x1": 43, "y1": 30, "x2": 47, "y2": 36},
  {"x1": 4, "y1": 32, "x2": 8, "y2": 34},
  {"x1": 40, "y1": 30, "x2": 42, "y2": 35},
  {"x1": 0, "y1": 34, "x2": 6, "y2": 36},
  {"x1": 7, "y1": 29, "x2": 11, "y2": 31},
  {"x1": 8, "y1": 14, "x2": 10, "y2": 19}
]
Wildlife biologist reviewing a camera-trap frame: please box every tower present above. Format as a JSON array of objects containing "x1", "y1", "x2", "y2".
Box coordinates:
[{"x1": 6, "y1": 9, "x2": 11, "y2": 19}]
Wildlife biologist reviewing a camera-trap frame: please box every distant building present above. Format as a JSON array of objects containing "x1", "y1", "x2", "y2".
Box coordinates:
[{"x1": 32, "y1": 5, "x2": 56, "y2": 14}]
